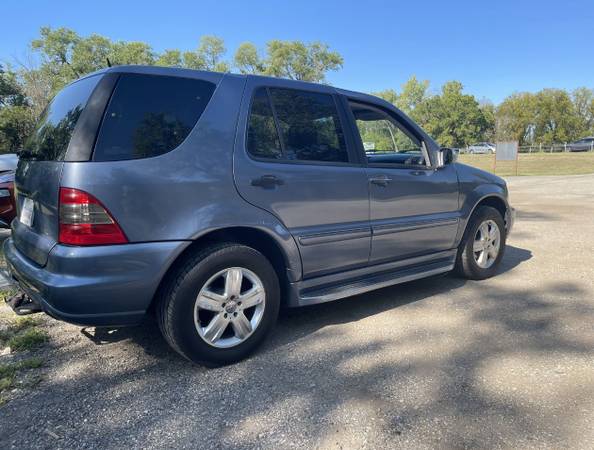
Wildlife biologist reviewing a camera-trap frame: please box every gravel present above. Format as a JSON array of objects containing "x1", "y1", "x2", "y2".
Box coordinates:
[{"x1": 1, "y1": 174, "x2": 593, "y2": 449}]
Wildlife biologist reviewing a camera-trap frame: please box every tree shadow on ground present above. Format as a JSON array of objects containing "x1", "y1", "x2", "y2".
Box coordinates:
[{"x1": 9, "y1": 242, "x2": 593, "y2": 449}]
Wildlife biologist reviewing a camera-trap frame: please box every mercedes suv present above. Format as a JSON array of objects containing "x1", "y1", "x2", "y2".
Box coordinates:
[{"x1": 4, "y1": 66, "x2": 514, "y2": 365}]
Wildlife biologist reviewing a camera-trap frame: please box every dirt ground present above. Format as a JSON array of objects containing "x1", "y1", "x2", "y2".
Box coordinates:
[{"x1": 0, "y1": 174, "x2": 593, "y2": 449}]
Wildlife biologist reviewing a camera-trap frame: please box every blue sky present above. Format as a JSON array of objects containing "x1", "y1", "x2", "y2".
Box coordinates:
[{"x1": 1, "y1": 0, "x2": 592, "y2": 103}]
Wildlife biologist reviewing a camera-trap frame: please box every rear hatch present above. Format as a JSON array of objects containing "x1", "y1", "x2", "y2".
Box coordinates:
[{"x1": 13, "y1": 74, "x2": 103, "y2": 266}]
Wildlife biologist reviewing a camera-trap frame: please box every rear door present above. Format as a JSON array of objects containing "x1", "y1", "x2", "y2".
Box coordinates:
[
  {"x1": 345, "y1": 98, "x2": 460, "y2": 265},
  {"x1": 13, "y1": 74, "x2": 108, "y2": 266},
  {"x1": 233, "y1": 79, "x2": 371, "y2": 279}
]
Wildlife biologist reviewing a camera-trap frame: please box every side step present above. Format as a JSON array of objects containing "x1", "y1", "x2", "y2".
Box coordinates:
[{"x1": 298, "y1": 259, "x2": 454, "y2": 306}]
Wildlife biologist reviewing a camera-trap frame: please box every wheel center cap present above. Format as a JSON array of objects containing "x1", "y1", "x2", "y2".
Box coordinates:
[{"x1": 225, "y1": 301, "x2": 237, "y2": 314}]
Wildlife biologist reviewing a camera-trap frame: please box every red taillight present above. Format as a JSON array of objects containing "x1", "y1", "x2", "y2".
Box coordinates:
[{"x1": 58, "y1": 187, "x2": 128, "y2": 246}]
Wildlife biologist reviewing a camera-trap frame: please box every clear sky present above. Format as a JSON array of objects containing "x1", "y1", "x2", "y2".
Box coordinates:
[{"x1": 1, "y1": 0, "x2": 592, "y2": 103}]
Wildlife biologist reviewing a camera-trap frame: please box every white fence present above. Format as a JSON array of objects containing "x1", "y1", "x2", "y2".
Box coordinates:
[{"x1": 518, "y1": 142, "x2": 594, "y2": 153}]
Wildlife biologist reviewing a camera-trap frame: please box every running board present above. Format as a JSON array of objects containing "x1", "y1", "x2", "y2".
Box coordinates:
[{"x1": 296, "y1": 260, "x2": 454, "y2": 307}]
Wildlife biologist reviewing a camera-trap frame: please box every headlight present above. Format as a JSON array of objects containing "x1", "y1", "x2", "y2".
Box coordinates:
[{"x1": 0, "y1": 189, "x2": 11, "y2": 198}]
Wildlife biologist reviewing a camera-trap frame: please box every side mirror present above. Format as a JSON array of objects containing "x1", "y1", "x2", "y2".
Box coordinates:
[{"x1": 438, "y1": 147, "x2": 457, "y2": 167}]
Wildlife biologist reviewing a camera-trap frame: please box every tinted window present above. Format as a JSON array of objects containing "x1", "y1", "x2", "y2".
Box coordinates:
[
  {"x1": 269, "y1": 88, "x2": 348, "y2": 163},
  {"x1": 94, "y1": 74, "x2": 215, "y2": 161},
  {"x1": 350, "y1": 101, "x2": 426, "y2": 167},
  {"x1": 22, "y1": 75, "x2": 101, "y2": 161},
  {"x1": 247, "y1": 88, "x2": 282, "y2": 159}
]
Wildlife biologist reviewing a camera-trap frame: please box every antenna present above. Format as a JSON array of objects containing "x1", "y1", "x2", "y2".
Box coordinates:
[{"x1": 106, "y1": 57, "x2": 112, "y2": 68}]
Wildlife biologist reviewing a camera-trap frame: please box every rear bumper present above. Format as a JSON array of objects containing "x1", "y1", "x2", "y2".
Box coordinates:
[{"x1": 3, "y1": 238, "x2": 186, "y2": 326}]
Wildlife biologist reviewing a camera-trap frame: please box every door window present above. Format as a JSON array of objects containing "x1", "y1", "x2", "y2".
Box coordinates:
[
  {"x1": 247, "y1": 87, "x2": 349, "y2": 164},
  {"x1": 349, "y1": 101, "x2": 427, "y2": 167}
]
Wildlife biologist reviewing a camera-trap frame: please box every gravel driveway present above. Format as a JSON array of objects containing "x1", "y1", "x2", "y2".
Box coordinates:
[{"x1": 1, "y1": 174, "x2": 593, "y2": 449}]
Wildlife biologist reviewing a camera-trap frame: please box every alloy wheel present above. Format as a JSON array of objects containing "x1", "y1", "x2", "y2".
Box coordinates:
[
  {"x1": 194, "y1": 267, "x2": 266, "y2": 348},
  {"x1": 473, "y1": 219, "x2": 501, "y2": 269}
]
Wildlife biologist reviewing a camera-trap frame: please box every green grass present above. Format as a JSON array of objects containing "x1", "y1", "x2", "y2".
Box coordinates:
[
  {"x1": 7, "y1": 328, "x2": 48, "y2": 351},
  {"x1": 0, "y1": 312, "x2": 46, "y2": 350},
  {"x1": 0, "y1": 357, "x2": 43, "y2": 405},
  {"x1": 458, "y1": 152, "x2": 594, "y2": 176}
]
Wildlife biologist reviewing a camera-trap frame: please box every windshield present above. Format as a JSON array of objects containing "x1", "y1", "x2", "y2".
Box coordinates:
[{"x1": 21, "y1": 75, "x2": 101, "y2": 161}]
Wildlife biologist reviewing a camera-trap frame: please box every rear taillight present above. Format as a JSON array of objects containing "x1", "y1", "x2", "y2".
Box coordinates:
[{"x1": 58, "y1": 187, "x2": 128, "y2": 246}]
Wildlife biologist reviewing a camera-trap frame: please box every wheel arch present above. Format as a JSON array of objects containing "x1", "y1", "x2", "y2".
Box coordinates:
[
  {"x1": 149, "y1": 226, "x2": 298, "y2": 312},
  {"x1": 456, "y1": 190, "x2": 510, "y2": 246}
]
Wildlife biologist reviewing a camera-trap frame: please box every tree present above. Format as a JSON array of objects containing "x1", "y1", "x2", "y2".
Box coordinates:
[
  {"x1": 495, "y1": 92, "x2": 536, "y2": 144},
  {"x1": 234, "y1": 40, "x2": 343, "y2": 82},
  {"x1": 572, "y1": 87, "x2": 594, "y2": 136},
  {"x1": 0, "y1": 65, "x2": 33, "y2": 153},
  {"x1": 373, "y1": 76, "x2": 429, "y2": 116},
  {"x1": 496, "y1": 89, "x2": 583, "y2": 144},
  {"x1": 263, "y1": 40, "x2": 342, "y2": 82},
  {"x1": 413, "y1": 81, "x2": 492, "y2": 147},
  {"x1": 234, "y1": 43, "x2": 264, "y2": 74},
  {"x1": 533, "y1": 89, "x2": 581, "y2": 144},
  {"x1": 0, "y1": 65, "x2": 27, "y2": 108}
]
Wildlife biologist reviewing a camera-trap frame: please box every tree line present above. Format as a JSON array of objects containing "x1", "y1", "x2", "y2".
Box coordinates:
[{"x1": 1, "y1": 27, "x2": 593, "y2": 153}]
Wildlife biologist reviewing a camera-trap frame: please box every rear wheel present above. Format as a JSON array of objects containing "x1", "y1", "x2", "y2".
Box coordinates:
[
  {"x1": 157, "y1": 243, "x2": 280, "y2": 366},
  {"x1": 455, "y1": 206, "x2": 506, "y2": 280}
]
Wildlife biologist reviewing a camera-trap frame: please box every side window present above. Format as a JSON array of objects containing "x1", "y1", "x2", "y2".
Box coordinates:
[
  {"x1": 247, "y1": 88, "x2": 283, "y2": 159},
  {"x1": 269, "y1": 88, "x2": 348, "y2": 163},
  {"x1": 349, "y1": 101, "x2": 426, "y2": 166},
  {"x1": 93, "y1": 74, "x2": 216, "y2": 161}
]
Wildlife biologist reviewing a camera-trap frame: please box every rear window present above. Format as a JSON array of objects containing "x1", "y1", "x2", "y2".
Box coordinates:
[
  {"x1": 22, "y1": 75, "x2": 101, "y2": 161},
  {"x1": 93, "y1": 74, "x2": 216, "y2": 161}
]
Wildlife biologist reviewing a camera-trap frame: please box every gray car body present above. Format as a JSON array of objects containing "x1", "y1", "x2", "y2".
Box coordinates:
[{"x1": 4, "y1": 65, "x2": 512, "y2": 326}]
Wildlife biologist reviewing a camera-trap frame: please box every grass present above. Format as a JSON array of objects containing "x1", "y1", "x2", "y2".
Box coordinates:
[
  {"x1": 458, "y1": 152, "x2": 594, "y2": 176},
  {"x1": 7, "y1": 327, "x2": 48, "y2": 351},
  {"x1": 0, "y1": 303, "x2": 47, "y2": 405},
  {"x1": 0, "y1": 357, "x2": 43, "y2": 405}
]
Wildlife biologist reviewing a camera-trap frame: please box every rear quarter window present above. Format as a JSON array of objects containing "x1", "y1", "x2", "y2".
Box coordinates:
[
  {"x1": 93, "y1": 74, "x2": 216, "y2": 161},
  {"x1": 22, "y1": 75, "x2": 101, "y2": 161}
]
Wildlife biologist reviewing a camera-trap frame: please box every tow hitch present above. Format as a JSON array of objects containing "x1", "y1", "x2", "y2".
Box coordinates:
[{"x1": 5, "y1": 292, "x2": 43, "y2": 316}]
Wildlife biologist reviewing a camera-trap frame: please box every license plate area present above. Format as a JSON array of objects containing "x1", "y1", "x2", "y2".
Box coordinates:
[{"x1": 20, "y1": 197, "x2": 34, "y2": 227}]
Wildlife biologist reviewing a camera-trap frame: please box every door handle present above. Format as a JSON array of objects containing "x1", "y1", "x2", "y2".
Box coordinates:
[
  {"x1": 369, "y1": 175, "x2": 392, "y2": 187},
  {"x1": 251, "y1": 175, "x2": 284, "y2": 189}
]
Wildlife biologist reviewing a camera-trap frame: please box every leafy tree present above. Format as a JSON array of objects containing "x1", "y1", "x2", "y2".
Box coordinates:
[
  {"x1": 234, "y1": 40, "x2": 343, "y2": 83},
  {"x1": 0, "y1": 65, "x2": 27, "y2": 107},
  {"x1": 263, "y1": 40, "x2": 342, "y2": 82},
  {"x1": 533, "y1": 89, "x2": 581, "y2": 144},
  {"x1": 373, "y1": 76, "x2": 429, "y2": 117},
  {"x1": 413, "y1": 81, "x2": 492, "y2": 147},
  {"x1": 0, "y1": 105, "x2": 35, "y2": 153},
  {"x1": 572, "y1": 87, "x2": 594, "y2": 136},
  {"x1": 234, "y1": 43, "x2": 265, "y2": 74},
  {"x1": 496, "y1": 89, "x2": 583, "y2": 144}
]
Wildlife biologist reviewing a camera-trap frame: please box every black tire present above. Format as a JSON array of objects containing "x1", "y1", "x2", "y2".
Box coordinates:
[
  {"x1": 455, "y1": 206, "x2": 506, "y2": 280},
  {"x1": 156, "y1": 243, "x2": 280, "y2": 366}
]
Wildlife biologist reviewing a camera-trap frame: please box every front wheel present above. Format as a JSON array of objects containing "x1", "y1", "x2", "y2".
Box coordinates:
[
  {"x1": 157, "y1": 243, "x2": 280, "y2": 366},
  {"x1": 455, "y1": 206, "x2": 506, "y2": 280}
]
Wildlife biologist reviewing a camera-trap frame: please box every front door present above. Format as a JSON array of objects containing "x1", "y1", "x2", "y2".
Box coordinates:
[
  {"x1": 234, "y1": 80, "x2": 371, "y2": 279},
  {"x1": 346, "y1": 99, "x2": 460, "y2": 265}
]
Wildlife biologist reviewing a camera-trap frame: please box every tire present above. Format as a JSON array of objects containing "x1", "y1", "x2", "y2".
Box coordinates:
[
  {"x1": 455, "y1": 206, "x2": 506, "y2": 280},
  {"x1": 156, "y1": 243, "x2": 280, "y2": 366}
]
